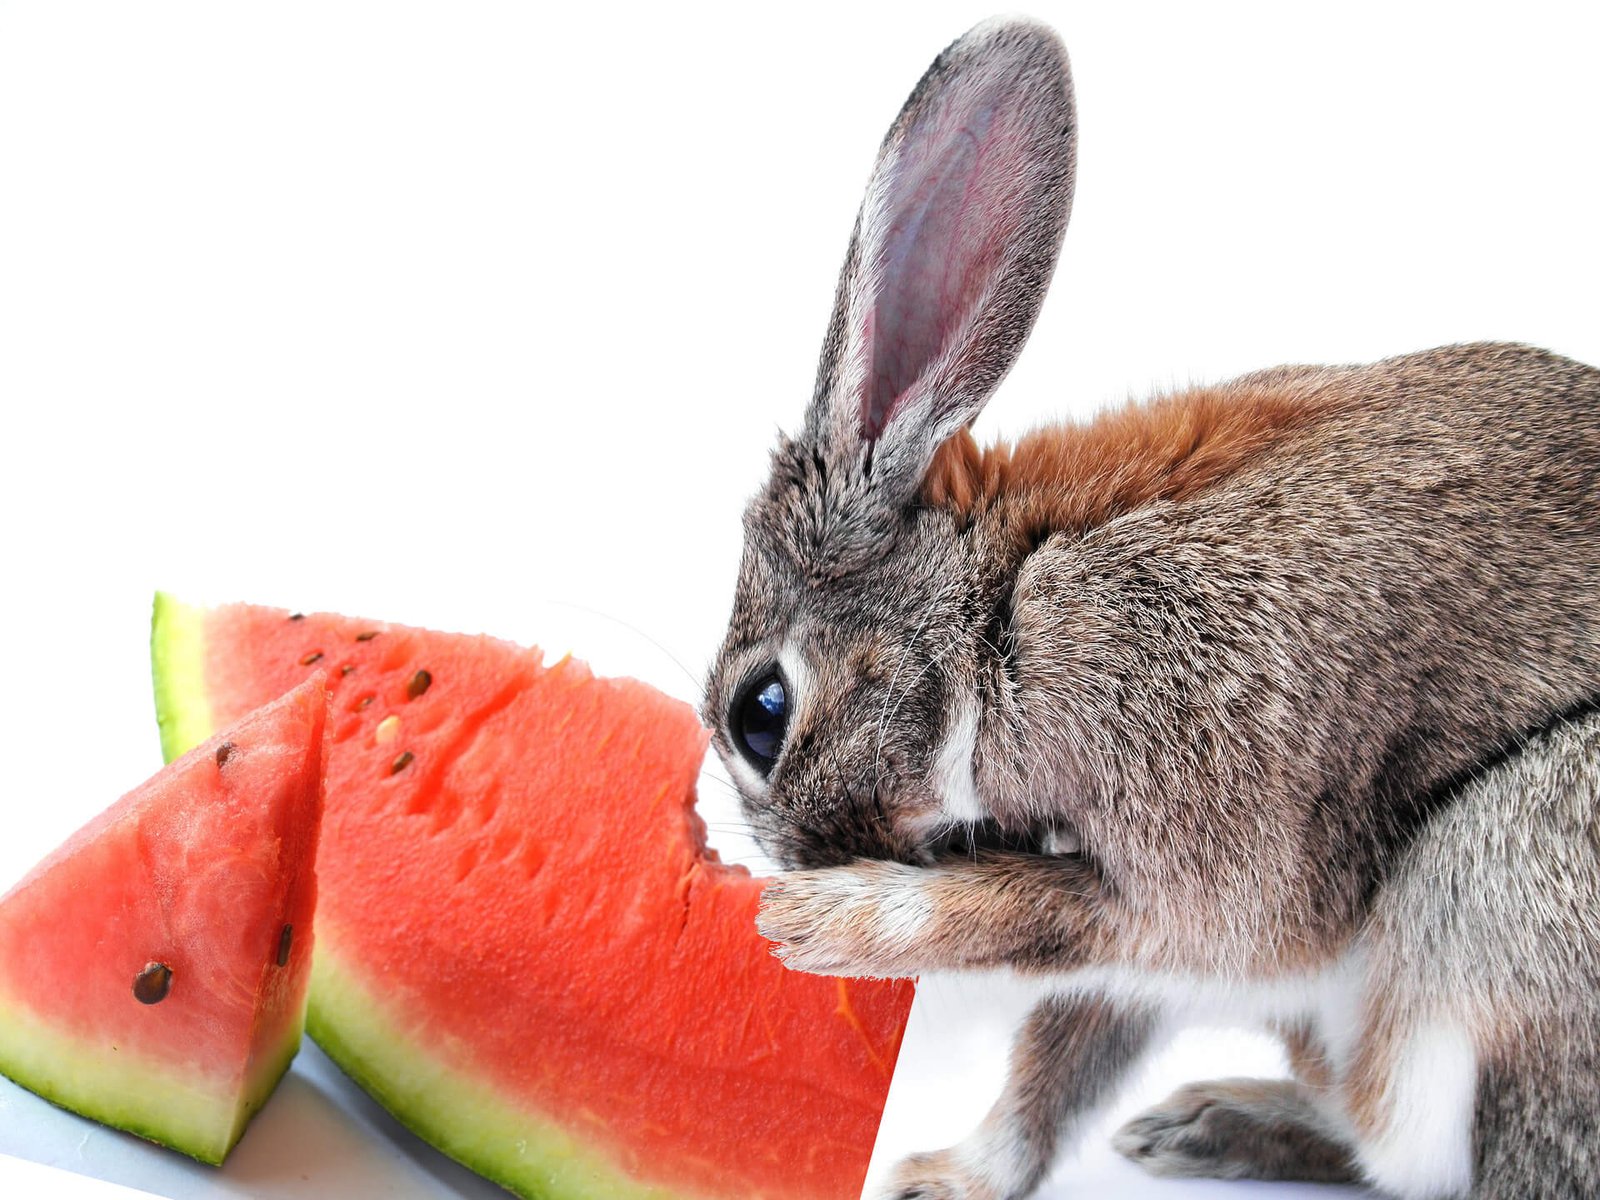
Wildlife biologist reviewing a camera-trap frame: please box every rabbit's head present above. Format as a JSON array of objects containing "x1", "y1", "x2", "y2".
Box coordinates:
[{"x1": 705, "y1": 19, "x2": 1076, "y2": 868}]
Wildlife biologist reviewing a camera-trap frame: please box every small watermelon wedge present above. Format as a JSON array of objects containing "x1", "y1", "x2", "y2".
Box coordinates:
[
  {"x1": 0, "y1": 676, "x2": 326, "y2": 1164},
  {"x1": 152, "y1": 596, "x2": 912, "y2": 1200}
]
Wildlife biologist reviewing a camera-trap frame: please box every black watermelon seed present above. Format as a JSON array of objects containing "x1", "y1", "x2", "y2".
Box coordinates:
[
  {"x1": 133, "y1": 962, "x2": 173, "y2": 1005},
  {"x1": 355, "y1": 631, "x2": 379, "y2": 642},
  {"x1": 300, "y1": 651, "x2": 324, "y2": 666},
  {"x1": 215, "y1": 741, "x2": 236, "y2": 767},
  {"x1": 406, "y1": 669, "x2": 433, "y2": 700},
  {"x1": 289, "y1": 613, "x2": 305, "y2": 622},
  {"x1": 340, "y1": 664, "x2": 356, "y2": 676},
  {"x1": 276, "y1": 924, "x2": 293, "y2": 967},
  {"x1": 356, "y1": 694, "x2": 375, "y2": 710},
  {"x1": 390, "y1": 750, "x2": 415, "y2": 775}
]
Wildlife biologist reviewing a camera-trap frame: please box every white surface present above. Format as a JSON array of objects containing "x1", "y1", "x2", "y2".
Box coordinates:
[
  {"x1": 0, "y1": 1153, "x2": 169, "y2": 1200},
  {"x1": 0, "y1": 2, "x2": 1596, "y2": 1197}
]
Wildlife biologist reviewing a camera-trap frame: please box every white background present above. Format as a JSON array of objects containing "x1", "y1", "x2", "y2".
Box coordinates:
[{"x1": 1, "y1": 2, "x2": 1596, "y2": 1197}]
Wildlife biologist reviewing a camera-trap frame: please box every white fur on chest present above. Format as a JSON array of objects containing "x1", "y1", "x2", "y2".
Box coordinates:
[{"x1": 932, "y1": 701, "x2": 986, "y2": 823}]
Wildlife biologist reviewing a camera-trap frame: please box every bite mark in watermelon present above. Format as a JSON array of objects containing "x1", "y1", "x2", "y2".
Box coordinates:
[
  {"x1": 151, "y1": 596, "x2": 913, "y2": 1200},
  {"x1": 0, "y1": 676, "x2": 326, "y2": 1164}
]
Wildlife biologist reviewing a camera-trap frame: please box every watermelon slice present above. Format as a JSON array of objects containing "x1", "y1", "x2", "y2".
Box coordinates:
[
  {"x1": 151, "y1": 596, "x2": 912, "y2": 1200},
  {"x1": 0, "y1": 676, "x2": 326, "y2": 1164}
]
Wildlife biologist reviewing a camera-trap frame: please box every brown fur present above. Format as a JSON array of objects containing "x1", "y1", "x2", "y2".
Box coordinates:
[
  {"x1": 1340, "y1": 1006, "x2": 1404, "y2": 1141},
  {"x1": 1276, "y1": 1019, "x2": 1336, "y2": 1093},
  {"x1": 922, "y1": 373, "x2": 1342, "y2": 555}
]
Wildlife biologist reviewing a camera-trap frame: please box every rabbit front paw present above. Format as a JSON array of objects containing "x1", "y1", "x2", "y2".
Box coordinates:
[{"x1": 756, "y1": 861, "x2": 933, "y2": 978}]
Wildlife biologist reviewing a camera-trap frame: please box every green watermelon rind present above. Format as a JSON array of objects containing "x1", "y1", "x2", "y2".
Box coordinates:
[
  {"x1": 150, "y1": 593, "x2": 214, "y2": 765},
  {"x1": 151, "y1": 598, "x2": 702, "y2": 1200},
  {"x1": 306, "y1": 943, "x2": 695, "y2": 1200},
  {"x1": 0, "y1": 985, "x2": 301, "y2": 1165}
]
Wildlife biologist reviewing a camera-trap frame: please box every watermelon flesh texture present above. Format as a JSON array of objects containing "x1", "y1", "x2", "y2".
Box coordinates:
[
  {"x1": 0, "y1": 676, "x2": 326, "y2": 1164},
  {"x1": 152, "y1": 596, "x2": 913, "y2": 1200}
]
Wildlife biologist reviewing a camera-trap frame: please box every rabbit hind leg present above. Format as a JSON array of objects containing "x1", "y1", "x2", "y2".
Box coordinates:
[
  {"x1": 1471, "y1": 1027, "x2": 1600, "y2": 1200},
  {"x1": 1113, "y1": 1077, "x2": 1360, "y2": 1183}
]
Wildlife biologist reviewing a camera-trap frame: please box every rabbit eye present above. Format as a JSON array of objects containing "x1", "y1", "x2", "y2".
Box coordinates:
[{"x1": 732, "y1": 669, "x2": 788, "y2": 774}]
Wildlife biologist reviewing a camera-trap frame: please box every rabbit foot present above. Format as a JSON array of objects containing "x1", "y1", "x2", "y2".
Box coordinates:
[
  {"x1": 1112, "y1": 1078, "x2": 1359, "y2": 1183},
  {"x1": 878, "y1": 1149, "x2": 1001, "y2": 1200},
  {"x1": 756, "y1": 861, "x2": 931, "y2": 977}
]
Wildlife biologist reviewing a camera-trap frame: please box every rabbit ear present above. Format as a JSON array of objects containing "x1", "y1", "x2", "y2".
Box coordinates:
[{"x1": 806, "y1": 18, "x2": 1077, "y2": 496}]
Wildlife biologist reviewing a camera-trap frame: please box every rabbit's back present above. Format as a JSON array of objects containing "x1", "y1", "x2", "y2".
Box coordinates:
[
  {"x1": 963, "y1": 341, "x2": 1600, "y2": 970},
  {"x1": 927, "y1": 341, "x2": 1600, "y2": 553}
]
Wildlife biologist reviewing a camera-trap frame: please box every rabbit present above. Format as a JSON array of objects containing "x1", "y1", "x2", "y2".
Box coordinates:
[{"x1": 702, "y1": 15, "x2": 1600, "y2": 1200}]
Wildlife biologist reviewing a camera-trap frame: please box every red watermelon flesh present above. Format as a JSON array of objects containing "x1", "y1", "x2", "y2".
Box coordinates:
[
  {"x1": 0, "y1": 676, "x2": 326, "y2": 1164},
  {"x1": 151, "y1": 597, "x2": 913, "y2": 1200}
]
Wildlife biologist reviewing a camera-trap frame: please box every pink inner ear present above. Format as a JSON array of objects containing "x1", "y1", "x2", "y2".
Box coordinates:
[{"x1": 863, "y1": 92, "x2": 1025, "y2": 440}]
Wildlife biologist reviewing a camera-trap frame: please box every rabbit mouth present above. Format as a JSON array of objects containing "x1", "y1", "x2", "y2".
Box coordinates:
[{"x1": 931, "y1": 817, "x2": 1084, "y2": 860}]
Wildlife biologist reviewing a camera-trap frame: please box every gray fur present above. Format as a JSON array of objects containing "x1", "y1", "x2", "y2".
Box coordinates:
[
  {"x1": 978, "y1": 344, "x2": 1600, "y2": 976},
  {"x1": 1382, "y1": 708, "x2": 1600, "y2": 1198},
  {"x1": 705, "y1": 16, "x2": 1600, "y2": 1199}
]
